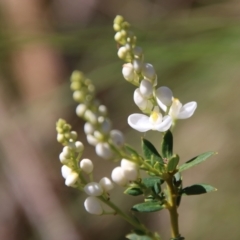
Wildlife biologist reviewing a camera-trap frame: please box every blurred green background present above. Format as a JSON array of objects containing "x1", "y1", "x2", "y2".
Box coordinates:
[{"x1": 0, "y1": 0, "x2": 239, "y2": 239}]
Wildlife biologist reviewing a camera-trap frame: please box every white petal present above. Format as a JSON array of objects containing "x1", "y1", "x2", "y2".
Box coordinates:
[
  {"x1": 65, "y1": 172, "x2": 78, "y2": 186},
  {"x1": 139, "y1": 80, "x2": 153, "y2": 98},
  {"x1": 133, "y1": 89, "x2": 148, "y2": 110},
  {"x1": 84, "y1": 182, "x2": 103, "y2": 196},
  {"x1": 177, "y1": 102, "x2": 197, "y2": 119},
  {"x1": 128, "y1": 114, "x2": 152, "y2": 132},
  {"x1": 99, "y1": 177, "x2": 114, "y2": 192},
  {"x1": 156, "y1": 87, "x2": 173, "y2": 107},
  {"x1": 84, "y1": 196, "x2": 103, "y2": 215},
  {"x1": 155, "y1": 115, "x2": 172, "y2": 132}
]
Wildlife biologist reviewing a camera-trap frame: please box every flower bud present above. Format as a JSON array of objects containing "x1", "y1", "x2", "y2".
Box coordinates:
[
  {"x1": 70, "y1": 131, "x2": 78, "y2": 141},
  {"x1": 110, "y1": 130, "x2": 124, "y2": 147},
  {"x1": 133, "y1": 88, "x2": 148, "y2": 110},
  {"x1": 59, "y1": 152, "x2": 69, "y2": 164},
  {"x1": 95, "y1": 143, "x2": 113, "y2": 160},
  {"x1": 113, "y1": 23, "x2": 121, "y2": 32},
  {"x1": 99, "y1": 177, "x2": 114, "y2": 192},
  {"x1": 84, "y1": 122, "x2": 95, "y2": 135},
  {"x1": 133, "y1": 59, "x2": 143, "y2": 73},
  {"x1": 57, "y1": 133, "x2": 65, "y2": 143},
  {"x1": 73, "y1": 91, "x2": 85, "y2": 102},
  {"x1": 80, "y1": 158, "x2": 94, "y2": 174},
  {"x1": 156, "y1": 86, "x2": 173, "y2": 107},
  {"x1": 139, "y1": 79, "x2": 153, "y2": 98},
  {"x1": 86, "y1": 134, "x2": 98, "y2": 146},
  {"x1": 133, "y1": 46, "x2": 143, "y2": 57},
  {"x1": 122, "y1": 63, "x2": 135, "y2": 82},
  {"x1": 100, "y1": 118, "x2": 111, "y2": 134},
  {"x1": 61, "y1": 165, "x2": 72, "y2": 179},
  {"x1": 75, "y1": 141, "x2": 84, "y2": 152},
  {"x1": 84, "y1": 196, "x2": 103, "y2": 215},
  {"x1": 93, "y1": 131, "x2": 104, "y2": 141},
  {"x1": 114, "y1": 15, "x2": 124, "y2": 25},
  {"x1": 84, "y1": 110, "x2": 97, "y2": 124},
  {"x1": 111, "y1": 167, "x2": 127, "y2": 186},
  {"x1": 121, "y1": 159, "x2": 139, "y2": 181},
  {"x1": 121, "y1": 159, "x2": 138, "y2": 170},
  {"x1": 114, "y1": 32, "x2": 122, "y2": 42},
  {"x1": 84, "y1": 182, "x2": 103, "y2": 196},
  {"x1": 62, "y1": 146, "x2": 71, "y2": 158},
  {"x1": 118, "y1": 46, "x2": 128, "y2": 59},
  {"x1": 65, "y1": 172, "x2": 79, "y2": 186},
  {"x1": 98, "y1": 105, "x2": 108, "y2": 116},
  {"x1": 142, "y1": 63, "x2": 156, "y2": 80},
  {"x1": 76, "y1": 104, "x2": 87, "y2": 117}
]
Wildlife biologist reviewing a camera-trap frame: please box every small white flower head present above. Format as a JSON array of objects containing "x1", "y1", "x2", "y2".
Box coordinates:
[
  {"x1": 84, "y1": 182, "x2": 103, "y2": 196},
  {"x1": 110, "y1": 130, "x2": 124, "y2": 147},
  {"x1": 142, "y1": 63, "x2": 156, "y2": 80},
  {"x1": 84, "y1": 196, "x2": 103, "y2": 215},
  {"x1": 74, "y1": 141, "x2": 84, "y2": 153},
  {"x1": 139, "y1": 79, "x2": 153, "y2": 98},
  {"x1": 118, "y1": 46, "x2": 128, "y2": 59},
  {"x1": 84, "y1": 122, "x2": 95, "y2": 135},
  {"x1": 122, "y1": 63, "x2": 135, "y2": 82},
  {"x1": 169, "y1": 98, "x2": 197, "y2": 120},
  {"x1": 156, "y1": 86, "x2": 173, "y2": 107},
  {"x1": 95, "y1": 142, "x2": 113, "y2": 160},
  {"x1": 84, "y1": 110, "x2": 97, "y2": 125},
  {"x1": 76, "y1": 104, "x2": 87, "y2": 117},
  {"x1": 61, "y1": 165, "x2": 72, "y2": 179},
  {"x1": 65, "y1": 172, "x2": 79, "y2": 187},
  {"x1": 99, "y1": 177, "x2": 114, "y2": 192},
  {"x1": 111, "y1": 167, "x2": 128, "y2": 186},
  {"x1": 128, "y1": 106, "x2": 172, "y2": 132},
  {"x1": 80, "y1": 158, "x2": 94, "y2": 174},
  {"x1": 86, "y1": 134, "x2": 98, "y2": 146}
]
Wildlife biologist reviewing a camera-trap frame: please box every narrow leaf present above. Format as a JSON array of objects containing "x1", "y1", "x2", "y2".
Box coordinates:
[
  {"x1": 124, "y1": 187, "x2": 143, "y2": 196},
  {"x1": 132, "y1": 202, "x2": 165, "y2": 212},
  {"x1": 142, "y1": 138, "x2": 163, "y2": 164},
  {"x1": 126, "y1": 232, "x2": 152, "y2": 240},
  {"x1": 179, "y1": 152, "x2": 216, "y2": 172},
  {"x1": 161, "y1": 130, "x2": 173, "y2": 158},
  {"x1": 181, "y1": 184, "x2": 217, "y2": 196},
  {"x1": 153, "y1": 182, "x2": 161, "y2": 194},
  {"x1": 167, "y1": 154, "x2": 179, "y2": 172},
  {"x1": 142, "y1": 177, "x2": 163, "y2": 188}
]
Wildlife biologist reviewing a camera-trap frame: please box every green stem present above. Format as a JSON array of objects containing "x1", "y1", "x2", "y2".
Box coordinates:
[{"x1": 166, "y1": 177, "x2": 180, "y2": 239}]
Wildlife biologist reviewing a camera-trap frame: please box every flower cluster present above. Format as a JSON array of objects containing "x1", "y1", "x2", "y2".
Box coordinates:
[
  {"x1": 70, "y1": 71, "x2": 125, "y2": 160},
  {"x1": 113, "y1": 16, "x2": 197, "y2": 133}
]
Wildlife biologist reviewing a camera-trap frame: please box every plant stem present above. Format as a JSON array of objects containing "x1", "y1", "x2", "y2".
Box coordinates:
[{"x1": 166, "y1": 177, "x2": 180, "y2": 239}]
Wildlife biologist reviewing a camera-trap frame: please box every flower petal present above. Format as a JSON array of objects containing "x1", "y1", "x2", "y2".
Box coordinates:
[
  {"x1": 128, "y1": 114, "x2": 152, "y2": 132},
  {"x1": 177, "y1": 102, "x2": 197, "y2": 119},
  {"x1": 156, "y1": 86, "x2": 173, "y2": 107},
  {"x1": 154, "y1": 115, "x2": 172, "y2": 132}
]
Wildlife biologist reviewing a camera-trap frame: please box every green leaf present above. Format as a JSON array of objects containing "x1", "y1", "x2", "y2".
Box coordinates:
[
  {"x1": 125, "y1": 144, "x2": 140, "y2": 157},
  {"x1": 162, "y1": 130, "x2": 173, "y2": 158},
  {"x1": 142, "y1": 177, "x2": 163, "y2": 188},
  {"x1": 153, "y1": 182, "x2": 161, "y2": 194},
  {"x1": 181, "y1": 184, "x2": 217, "y2": 195},
  {"x1": 167, "y1": 154, "x2": 179, "y2": 172},
  {"x1": 132, "y1": 202, "x2": 165, "y2": 212},
  {"x1": 124, "y1": 187, "x2": 143, "y2": 196},
  {"x1": 126, "y1": 232, "x2": 153, "y2": 240},
  {"x1": 179, "y1": 152, "x2": 216, "y2": 172},
  {"x1": 142, "y1": 138, "x2": 163, "y2": 164}
]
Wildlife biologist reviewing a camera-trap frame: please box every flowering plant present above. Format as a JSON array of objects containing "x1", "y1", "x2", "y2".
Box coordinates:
[{"x1": 56, "y1": 15, "x2": 217, "y2": 240}]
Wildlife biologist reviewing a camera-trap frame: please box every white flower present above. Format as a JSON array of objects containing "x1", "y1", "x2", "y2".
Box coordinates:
[
  {"x1": 111, "y1": 167, "x2": 128, "y2": 186},
  {"x1": 128, "y1": 106, "x2": 172, "y2": 132},
  {"x1": 65, "y1": 172, "x2": 79, "y2": 187},
  {"x1": 95, "y1": 142, "x2": 113, "y2": 160},
  {"x1": 139, "y1": 80, "x2": 153, "y2": 98},
  {"x1": 84, "y1": 196, "x2": 103, "y2": 215},
  {"x1": 99, "y1": 177, "x2": 114, "y2": 192},
  {"x1": 84, "y1": 182, "x2": 103, "y2": 196},
  {"x1": 110, "y1": 130, "x2": 124, "y2": 147},
  {"x1": 80, "y1": 159, "x2": 94, "y2": 174},
  {"x1": 156, "y1": 86, "x2": 173, "y2": 107},
  {"x1": 133, "y1": 88, "x2": 153, "y2": 111}
]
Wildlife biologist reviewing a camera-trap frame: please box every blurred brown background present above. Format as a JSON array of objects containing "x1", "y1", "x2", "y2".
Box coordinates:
[{"x1": 0, "y1": 0, "x2": 239, "y2": 239}]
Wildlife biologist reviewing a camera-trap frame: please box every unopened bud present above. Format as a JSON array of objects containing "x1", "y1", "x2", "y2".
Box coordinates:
[{"x1": 80, "y1": 158, "x2": 93, "y2": 174}]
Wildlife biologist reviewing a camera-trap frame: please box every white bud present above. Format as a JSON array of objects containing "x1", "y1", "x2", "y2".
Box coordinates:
[
  {"x1": 110, "y1": 130, "x2": 124, "y2": 147},
  {"x1": 61, "y1": 165, "x2": 72, "y2": 179},
  {"x1": 84, "y1": 110, "x2": 97, "y2": 124},
  {"x1": 75, "y1": 141, "x2": 84, "y2": 152},
  {"x1": 93, "y1": 131, "x2": 104, "y2": 141},
  {"x1": 122, "y1": 63, "x2": 134, "y2": 82},
  {"x1": 70, "y1": 131, "x2": 78, "y2": 141},
  {"x1": 121, "y1": 159, "x2": 138, "y2": 170},
  {"x1": 99, "y1": 177, "x2": 114, "y2": 192},
  {"x1": 142, "y1": 63, "x2": 156, "y2": 80},
  {"x1": 57, "y1": 133, "x2": 64, "y2": 143},
  {"x1": 100, "y1": 119, "x2": 111, "y2": 134},
  {"x1": 156, "y1": 86, "x2": 173, "y2": 107},
  {"x1": 139, "y1": 79, "x2": 153, "y2": 98},
  {"x1": 76, "y1": 104, "x2": 87, "y2": 117},
  {"x1": 121, "y1": 159, "x2": 139, "y2": 181},
  {"x1": 65, "y1": 172, "x2": 79, "y2": 186},
  {"x1": 133, "y1": 46, "x2": 143, "y2": 57},
  {"x1": 84, "y1": 122, "x2": 95, "y2": 135},
  {"x1": 111, "y1": 167, "x2": 128, "y2": 186},
  {"x1": 73, "y1": 91, "x2": 85, "y2": 102},
  {"x1": 62, "y1": 146, "x2": 71, "y2": 158},
  {"x1": 80, "y1": 158, "x2": 94, "y2": 174},
  {"x1": 84, "y1": 196, "x2": 103, "y2": 215},
  {"x1": 84, "y1": 182, "x2": 103, "y2": 196},
  {"x1": 98, "y1": 105, "x2": 108, "y2": 116},
  {"x1": 59, "y1": 152, "x2": 69, "y2": 164},
  {"x1": 86, "y1": 134, "x2": 98, "y2": 146},
  {"x1": 118, "y1": 46, "x2": 128, "y2": 59},
  {"x1": 133, "y1": 59, "x2": 143, "y2": 73},
  {"x1": 133, "y1": 88, "x2": 148, "y2": 110},
  {"x1": 95, "y1": 143, "x2": 113, "y2": 160},
  {"x1": 114, "y1": 32, "x2": 122, "y2": 42}
]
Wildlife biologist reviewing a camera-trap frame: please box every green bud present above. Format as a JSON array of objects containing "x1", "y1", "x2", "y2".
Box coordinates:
[
  {"x1": 114, "y1": 32, "x2": 122, "y2": 42},
  {"x1": 73, "y1": 91, "x2": 85, "y2": 102},
  {"x1": 70, "y1": 81, "x2": 81, "y2": 91},
  {"x1": 71, "y1": 70, "x2": 84, "y2": 82},
  {"x1": 57, "y1": 133, "x2": 65, "y2": 143},
  {"x1": 70, "y1": 131, "x2": 78, "y2": 141},
  {"x1": 63, "y1": 124, "x2": 71, "y2": 131},
  {"x1": 113, "y1": 23, "x2": 121, "y2": 32},
  {"x1": 114, "y1": 15, "x2": 124, "y2": 25}
]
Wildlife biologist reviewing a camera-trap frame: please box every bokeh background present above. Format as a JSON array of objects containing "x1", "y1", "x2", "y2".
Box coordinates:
[{"x1": 0, "y1": 0, "x2": 239, "y2": 239}]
